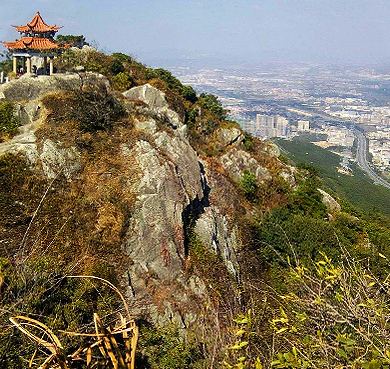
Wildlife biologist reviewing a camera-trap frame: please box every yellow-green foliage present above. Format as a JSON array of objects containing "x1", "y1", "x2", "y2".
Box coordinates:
[
  {"x1": 270, "y1": 252, "x2": 390, "y2": 368},
  {"x1": 223, "y1": 310, "x2": 263, "y2": 369},
  {"x1": 112, "y1": 71, "x2": 134, "y2": 91}
]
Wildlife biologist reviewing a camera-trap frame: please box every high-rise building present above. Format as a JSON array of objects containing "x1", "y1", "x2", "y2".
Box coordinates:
[
  {"x1": 297, "y1": 120, "x2": 310, "y2": 131},
  {"x1": 256, "y1": 114, "x2": 288, "y2": 138}
]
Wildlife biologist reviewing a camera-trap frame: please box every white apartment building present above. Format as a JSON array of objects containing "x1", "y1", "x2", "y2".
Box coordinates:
[
  {"x1": 256, "y1": 114, "x2": 288, "y2": 139},
  {"x1": 297, "y1": 120, "x2": 310, "y2": 131},
  {"x1": 369, "y1": 139, "x2": 390, "y2": 166}
]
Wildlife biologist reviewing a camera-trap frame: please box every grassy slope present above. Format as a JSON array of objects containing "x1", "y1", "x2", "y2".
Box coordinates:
[{"x1": 277, "y1": 138, "x2": 390, "y2": 215}]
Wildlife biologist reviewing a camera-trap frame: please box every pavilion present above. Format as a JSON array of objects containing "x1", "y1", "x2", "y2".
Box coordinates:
[{"x1": 1, "y1": 12, "x2": 72, "y2": 76}]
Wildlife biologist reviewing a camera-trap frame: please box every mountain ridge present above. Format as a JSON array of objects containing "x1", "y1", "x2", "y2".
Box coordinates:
[{"x1": 2, "y1": 49, "x2": 390, "y2": 368}]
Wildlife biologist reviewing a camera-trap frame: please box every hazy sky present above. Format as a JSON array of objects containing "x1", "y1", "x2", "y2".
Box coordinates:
[{"x1": 1, "y1": 0, "x2": 390, "y2": 66}]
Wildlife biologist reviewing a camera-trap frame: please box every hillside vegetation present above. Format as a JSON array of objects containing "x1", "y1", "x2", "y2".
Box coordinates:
[
  {"x1": 277, "y1": 138, "x2": 390, "y2": 215},
  {"x1": 1, "y1": 48, "x2": 390, "y2": 368}
]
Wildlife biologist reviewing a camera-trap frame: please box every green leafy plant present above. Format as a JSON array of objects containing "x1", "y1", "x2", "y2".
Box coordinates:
[
  {"x1": 0, "y1": 101, "x2": 19, "y2": 141},
  {"x1": 223, "y1": 310, "x2": 263, "y2": 369}
]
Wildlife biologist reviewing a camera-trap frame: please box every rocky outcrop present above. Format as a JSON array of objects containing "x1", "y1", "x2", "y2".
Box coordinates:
[
  {"x1": 0, "y1": 80, "x2": 279, "y2": 330},
  {"x1": 0, "y1": 72, "x2": 109, "y2": 102},
  {"x1": 0, "y1": 103, "x2": 46, "y2": 162},
  {"x1": 120, "y1": 96, "x2": 246, "y2": 324},
  {"x1": 121, "y1": 133, "x2": 212, "y2": 325},
  {"x1": 219, "y1": 148, "x2": 272, "y2": 183},
  {"x1": 13, "y1": 100, "x2": 41, "y2": 126},
  {"x1": 318, "y1": 188, "x2": 341, "y2": 214},
  {"x1": 217, "y1": 127, "x2": 244, "y2": 147},
  {"x1": 39, "y1": 139, "x2": 81, "y2": 180},
  {"x1": 280, "y1": 165, "x2": 296, "y2": 187},
  {"x1": 0, "y1": 121, "x2": 39, "y2": 162},
  {"x1": 262, "y1": 142, "x2": 280, "y2": 157},
  {"x1": 123, "y1": 84, "x2": 169, "y2": 108},
  {"x1": 194, "y1": 206, "x2": 240, "y2": 280},
  {"x1": 123, "y1": 84, "x2": 183, "y2": 129}
]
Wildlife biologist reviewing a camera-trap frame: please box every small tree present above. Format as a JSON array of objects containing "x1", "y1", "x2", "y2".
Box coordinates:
[{"x1": 56, "y1": 35, "x2": 88, "y2": 48}]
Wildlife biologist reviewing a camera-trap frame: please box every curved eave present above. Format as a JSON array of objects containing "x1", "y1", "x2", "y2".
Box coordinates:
[
  {"x1": 2, "y1": 37, "x2": 71, "y2": 51},
  {"x1": 12, "y1": 12, "x2": 62, "y2": 33},
  {"x1": 12, "y1": 25, "x2": 62, "y2": 33}
]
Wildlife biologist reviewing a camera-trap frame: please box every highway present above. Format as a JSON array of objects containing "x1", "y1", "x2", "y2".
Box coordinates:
[{"x1": 355, "y1": 131, "x2": 390, "y2": 190}]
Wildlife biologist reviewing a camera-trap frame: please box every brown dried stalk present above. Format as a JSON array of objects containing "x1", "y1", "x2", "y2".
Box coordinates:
[{"x1": 9, "y1": 276, "x2": 138, "y2": 369}]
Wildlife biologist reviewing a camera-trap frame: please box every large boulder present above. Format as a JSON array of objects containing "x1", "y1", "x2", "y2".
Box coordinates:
[
  {"x1": 123, "y1": 84, "x2": 184, "y2": 129},
  {"x1": 123, "y1": 84, "x2": 168, "y2": 108},
  {"x1": 318, "y1": 188, "x2": 341, "y2": 214},
  {"x1": 216, "y1": 127, "x2": 244, "y2": 147}
]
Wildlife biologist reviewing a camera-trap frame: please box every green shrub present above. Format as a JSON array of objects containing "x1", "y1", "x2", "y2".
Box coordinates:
[
  {"x1": 111, "y1": 71, "x2": 134, "y2": 91},
  {"x1": 0, "y1": 58, "x2": 13, "y2": 76},
  {"x1": 111, "y1": 52, "x2": 134, "y2": 64},
  {"x1": 0, "y1": 101, "x2": 19, "y2": 140},
  {"x1": 243, "y1": 131, "x2": 254, "y2": 151},
  {"x1": 110, "y1": 58, "x2": 125, "y2": 75},
  {"x1": 199, "y1": 93, "x2": 227, "y2": 120},
  {"x1": 240, "y1": 170, "x2": 258, "y2": 202},
  {"x1": 180, "y1": 85, "x2": 197, "y2": 103},
  {"x1": 137, "y1": 322, "x2": 203, "y2": 369},
  {"x1": 56, "y1": 34, "x2": 88, "y2": 48}
]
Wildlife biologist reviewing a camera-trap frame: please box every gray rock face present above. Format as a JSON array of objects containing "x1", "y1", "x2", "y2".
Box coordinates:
[
  {"x1": 121, "y1": 115, "x2": 246, "y2": 326},
  {"x1": 219, "y1": 148, "x2": 272, "y2": 183},
  {"x1": 194, "y1": 206, "x2": 240, "y2": 280},
  {"x1": 134, "y1": 118, "x2": 157, "y2": 135},
  {"x1": 123, "y1": 84, "x2": 184, "y2": 129},
  {"x1": 0, "y1": 103, "x2": 45, "y2": 162},
  {"x1": 39, "y1": 139, "x2": 81, "y2": 180},
  {"x1": 122, "y1": 136, "x2": 206, "y2": 303},
  {"x1": 14, "y1": 100, "x2": 41, "y2": 126},
  {"x1": 0, "y1": 72, "x2": 108, "y2": 102},
  {"x1": 318, "y1": 188, "x2": 341, "y2": 214},
  {"x1": 217, "y1": 128, "x2": 244, "y2": 147},
  {"x1": 121, "y1": 135, "x2": 214, "y2": 327},
  {"x1": 0, "y1": 123, "x2": 39, "y2": 163}
]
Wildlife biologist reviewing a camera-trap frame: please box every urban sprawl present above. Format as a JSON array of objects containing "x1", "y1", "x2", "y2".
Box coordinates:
[{"x1": 170, "y1": 62, "x2": 390, "y2": 173}]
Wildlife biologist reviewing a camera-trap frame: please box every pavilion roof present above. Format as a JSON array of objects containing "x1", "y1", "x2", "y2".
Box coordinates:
[
  {"x1": 12, "y1": 12, "x2": 62, "y2": 33},
  {"x1": 2, "y1": 37, "x2": 71, "y2": 50}
]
